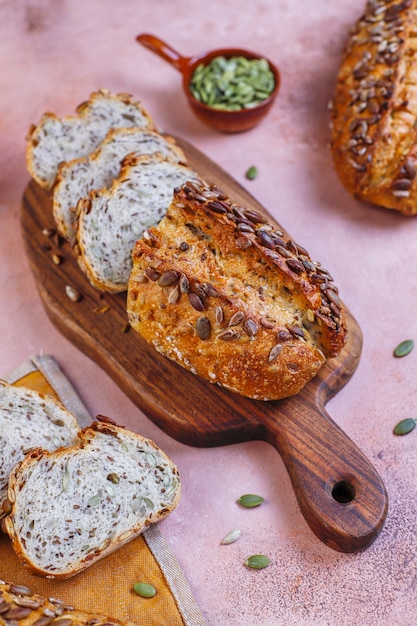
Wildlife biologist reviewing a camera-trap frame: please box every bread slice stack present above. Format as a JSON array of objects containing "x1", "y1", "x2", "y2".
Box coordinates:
[
  {"x1": 26, "y1": 89, "x2": 199, "y2": 291},
  {"x1": 52, "y1": 127, "x2": 188, "y2": 240}
]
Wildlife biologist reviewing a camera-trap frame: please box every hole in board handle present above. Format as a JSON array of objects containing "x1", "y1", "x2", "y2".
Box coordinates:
[{"x1": 331, "y1": 479, "x2": 356, "y2": 504}]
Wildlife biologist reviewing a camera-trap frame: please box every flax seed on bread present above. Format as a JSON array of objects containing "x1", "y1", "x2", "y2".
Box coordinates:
[
  {"x1": 3, "y1": 420, "x2": 180, "y2": 579},
  {"x1": 26, "y1": 89, "x2": 155, "y2": 190},
  {"x1": 330, "y1": 0, "x2": 417, "y2": 215},
  {"x1": 53, "y1": 127, "x2": 187, "y2": 240},
  {"x1": 126, "y1": 181, "x2": 347, "y2": 401}
]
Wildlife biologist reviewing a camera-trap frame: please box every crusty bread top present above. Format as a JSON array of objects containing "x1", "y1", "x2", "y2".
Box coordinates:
[
  {"x1": 26, "y1": 89, "x2": 155, "y2": 190},
  {"x1": 127, "y1": 181, "x2": 347, "y2": 400},
  {"x1": 4, "y1": 420, "x2": 181, "y2": 579},
  {"x1": 0, "y1": 380, "x2": 79, "y2": 512},
  {"x1": 330, "y1": 0, "x2": 417, "y2": 215},
  {"x1": 76, "y1": 154, "x2": 201, "y2": 293},
  {"x1": 0, "y1": 580, "x2": 134, "y2": 626},
  {"x1": 52, "y1": 127, "x2": 187, "y2": 240}
]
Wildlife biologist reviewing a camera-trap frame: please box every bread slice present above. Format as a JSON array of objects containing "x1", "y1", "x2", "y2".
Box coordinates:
[
  {"x1": 26, "y1": 89, "x2": 155, "y2": 190},
  {"x1": 3, "y1": 420, "x2": 181, "y2": 579},
  {"x1": 127, "y1": 181, "x2": 348, "y2": 401},
  {"x1": 76, "y1": 154, "x2": 202, "y2": 293},
  {"x1": 0, "y1": 380, "x2": 79, "y2": 513},
  {"x1": 53, "y1": 128, "x2": 187, "y2": 240},
  {"x1": 0, "y1": 580, "x2": 134, "y2": 626}
]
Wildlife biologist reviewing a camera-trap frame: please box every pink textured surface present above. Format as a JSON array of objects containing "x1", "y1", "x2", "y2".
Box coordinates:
[{"x1": 1, "y1": 1, "x2": 417, "y2": 624}]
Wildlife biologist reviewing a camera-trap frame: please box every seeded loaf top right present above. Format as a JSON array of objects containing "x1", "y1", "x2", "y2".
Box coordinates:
[
  {"x1": 127, "y1": 181, "x2": 348, "y2": 401},
  {"x1": 330, "y1": 0, "x2": 417, "y2": 215}
]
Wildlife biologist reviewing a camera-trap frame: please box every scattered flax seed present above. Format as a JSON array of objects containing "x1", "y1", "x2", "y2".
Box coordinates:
[
  {"x1": 65, "y1": 285, "x2": 81, "y2": 302},
  {"x1": 93, "y1": 305, "x2": 110, "y2": 314}
]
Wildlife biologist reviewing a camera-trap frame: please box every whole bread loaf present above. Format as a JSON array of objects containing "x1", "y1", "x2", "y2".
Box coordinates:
[
  {"x1": 127, "y1": 181, "x2": 347, "y2": 401},
  {"x1": 3, "y1": 420, "x2": 180, "y2": 579},
  {"x1": 26, "y1": 89, "x2": 155, "y2": 190},
  {"x1": 76, "y1": 154, "x2": 201, "y2": 293},
  {"x1": 0, "y1": 380, "x2": 79, "y2": 513},
  {"x1": 0, "y1": 581, "x2": 134, "y2": 626},
  {"x1": 53, "y1": 127, "x2": 187, "y2": 240},
  {"x1": 330, "y1": 0, "x2": 417, "y2": 215}
]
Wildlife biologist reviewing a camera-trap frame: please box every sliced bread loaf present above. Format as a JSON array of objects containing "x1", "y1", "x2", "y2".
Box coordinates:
[
  {"x1": 3, "y1": 420, "x2": 181, "y2": 579},
  {"x1": 52, "y1": 127, "x2": 187, "y2": 240},
  {"x1": 127, "y1": 181, "x2": 348, "y2": 401},
  {"x1": 76, "y1": 154, "x2": 201, "y2": 292},
  {"x1": 0, "y1": 380, "x2": 79, "y2": 511},
  {"x1": 26, "y1": 89, "x2": 155, "y2": 190}
]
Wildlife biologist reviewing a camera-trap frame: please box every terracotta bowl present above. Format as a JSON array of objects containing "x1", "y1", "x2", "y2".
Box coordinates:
[{"x1": 136, "y1": 34, "x2": 280, "y2": 133}]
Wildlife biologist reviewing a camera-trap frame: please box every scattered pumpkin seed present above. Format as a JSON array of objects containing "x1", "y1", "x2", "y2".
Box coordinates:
[
  {"x1": 393, "y1": 418, "x2": 416, "y2": 436},
  {"x1": 221, "y1": 529, "x2": 241, "y2": 545},
  {"x1": 393, "y1": 339, "x2": 414, "y2": 358},
  {"x1": 244, "y1": 554, "x2": 271, "y2": 569},
  {"x1": 245, "y1": 166, "x2": 258, "y2": 180},
  {"x1": 93, "y1": 305, "x2": 110, "y2": 314},
  {"x1": 189, "y1": 55, "x2": 275, "y2": 111},
  {"x1": 237, "y1": 494, "x2": 264, "y2": 508},
  {"x1": 133, "y1": 582, "x2": 156, "y2": 598}
]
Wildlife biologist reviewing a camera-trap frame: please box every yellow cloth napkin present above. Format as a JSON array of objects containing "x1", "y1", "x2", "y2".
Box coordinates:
[{"x1": 1, "y1": 355, "x2": 206, "y2": 626}]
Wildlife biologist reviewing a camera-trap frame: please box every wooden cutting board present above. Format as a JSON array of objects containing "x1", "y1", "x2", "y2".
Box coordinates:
[{"x1": 20, "y1": 137, "x2": 388, "y2": 554}]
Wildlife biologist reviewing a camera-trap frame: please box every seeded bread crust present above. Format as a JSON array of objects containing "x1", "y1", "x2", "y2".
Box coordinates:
[
  {"x1": 26, "y1": 89, "x2": 155, "y2": 190},
  {"x1": 0, "y1": 380, "x2": 79, "y2": 514},
  {"x1": 330, "y1": 0, "x2": 417, "y2": 215},
  {"x1": 52, "y1": 128, "x2": 187, "y2": 241},
  {"x1": 0, "y1": 581, "x2": 134, "y2": 626},
  {"x1": 126, "y1": 181, "x2": 347, "y2": 401},
  {"x1": 3, "y1": 421, "x2": 181, "y2": 579},
  {"x1": 76, "y1": 154, "x2": 201, "y2": 293}
]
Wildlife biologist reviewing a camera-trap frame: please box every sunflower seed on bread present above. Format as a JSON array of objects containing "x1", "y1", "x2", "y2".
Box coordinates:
[
  {"x1": 0, "y1": 380, "x2": 79, "y2": 514},
  {"x1": 330, "y1": 0, "x2": 417, "y2": 215},
  {"x1": 3, "y1": 421, "x2": 181, "y2": 579},
  {"x1": 76, "y1": 154, "x2": 202, "y2": 293},
  {"x1": 53, "y1": 127, "x2": 187, "y2": 240},
  {"x1": 0, "y1": 580, "x2": 135, "y2": 626},
  {"x1": 127, "y1": 181, "x2": 347, "y2": 401},
  {"x1": 26, "y1": 89, "x2": 155, "y2": 190}
]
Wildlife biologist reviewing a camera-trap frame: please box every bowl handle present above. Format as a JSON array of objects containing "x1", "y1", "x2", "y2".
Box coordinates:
[{"x1": 136, "y1": 33, "x2": 190, "y2": 74}]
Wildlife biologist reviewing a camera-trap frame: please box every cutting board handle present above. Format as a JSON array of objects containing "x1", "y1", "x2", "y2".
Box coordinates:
[{"x1": 263, "y1": 395, "x2": 388, "y2": 553}]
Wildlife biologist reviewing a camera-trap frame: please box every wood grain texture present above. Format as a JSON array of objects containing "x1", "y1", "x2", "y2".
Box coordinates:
[{"x1": 20, "y1": 137, "x2": 388, "y2": 553}]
